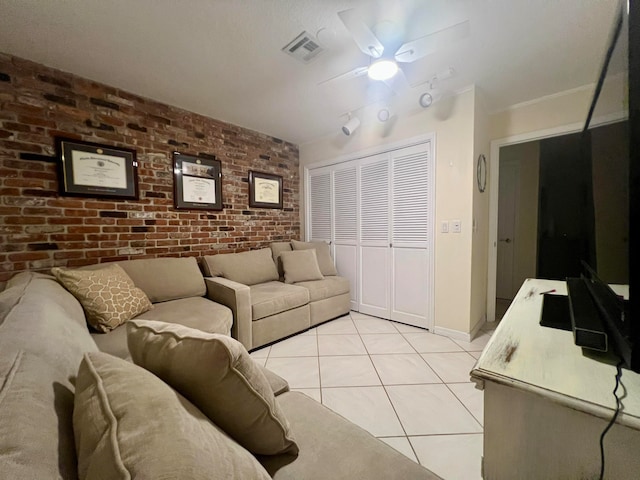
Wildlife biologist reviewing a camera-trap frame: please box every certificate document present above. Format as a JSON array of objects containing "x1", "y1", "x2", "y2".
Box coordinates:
[
  {"x1": 72, "y1": 151, "x2": 127, "y2": 189},
  {"x1": 182, "y1": 176, "x2": 217, "y2": 203},
  {"x1": 254, "y1": 177, "x2": 280, "y2": 204}
]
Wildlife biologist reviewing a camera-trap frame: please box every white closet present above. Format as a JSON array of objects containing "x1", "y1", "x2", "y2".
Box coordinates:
[{"x1": 306, "y1": 139, "x2": 434, "y2": 329}]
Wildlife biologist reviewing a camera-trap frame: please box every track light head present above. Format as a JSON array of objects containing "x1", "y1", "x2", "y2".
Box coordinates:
[
  {"x1": 419, "y1": 92, "x2": 433, "y2": 108},
  {"x1": 342, "y1": 116, "x2": 361, "y2": 136}
]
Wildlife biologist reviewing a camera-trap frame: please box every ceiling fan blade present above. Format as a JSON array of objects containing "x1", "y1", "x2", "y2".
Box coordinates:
[
  {"x1": 394, "y1": 20, "x2": 470, "y2": 63},
  {"x1": 338, "y1": 8, "x2": 385, "y2": 58},
  {"x1": 318, "y1": 66, "x2": 369, "y2": 86}
]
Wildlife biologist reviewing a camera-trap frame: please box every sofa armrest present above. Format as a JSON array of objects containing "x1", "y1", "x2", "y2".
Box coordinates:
[{"x1": 204, "y1": 277, "x2": 253, "y2": 350}]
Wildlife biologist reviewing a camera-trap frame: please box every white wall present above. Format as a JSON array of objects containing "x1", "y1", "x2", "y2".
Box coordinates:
[{"x1": 300, "y1": 88, "x2": 476, "y2": 335}]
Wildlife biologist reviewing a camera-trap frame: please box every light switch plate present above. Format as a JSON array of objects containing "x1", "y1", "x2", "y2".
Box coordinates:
[
  {"x1": 452, "y1": 220, "x2": 462, "y2": 233},
  {"x1": 441, "y1": 221, "x2": 449, "y2": 233}
]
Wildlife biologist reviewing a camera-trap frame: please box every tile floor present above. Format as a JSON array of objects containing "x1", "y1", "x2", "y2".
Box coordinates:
[{"x1": 250, "y1": 311, "x2": 495, "y2": 480}]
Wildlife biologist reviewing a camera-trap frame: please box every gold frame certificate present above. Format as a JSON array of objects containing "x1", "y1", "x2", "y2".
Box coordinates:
[
  {"x1": 249, "y1": 170, "x2": 283, "y2": 209},
  {"x1": 56, "y1": 137, "x2": 139, "y2": 199}
]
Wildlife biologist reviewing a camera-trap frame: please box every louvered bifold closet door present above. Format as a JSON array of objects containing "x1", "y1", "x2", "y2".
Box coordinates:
[
  {"x1": 390, "y1": 142, "x2": 434, "y2": 328},
  {"x1": 308, "y1": 167, "x2": 332, "y2": 244},
  {"x1": 333, "y1": 163, "x2": 358, "y2": 309},
  {"x1": 358, "y1": 154, "x2": 391, "y2": 318}
]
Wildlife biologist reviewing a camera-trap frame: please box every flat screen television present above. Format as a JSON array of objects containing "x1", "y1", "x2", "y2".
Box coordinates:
[{"x1": 575, "y1": 0, "x2": 639, "y2": 372}]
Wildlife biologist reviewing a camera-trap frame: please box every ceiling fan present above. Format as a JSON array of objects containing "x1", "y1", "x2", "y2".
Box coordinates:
[{"x1": 324, "y1": 7, "x2": 470, "y2": 89}]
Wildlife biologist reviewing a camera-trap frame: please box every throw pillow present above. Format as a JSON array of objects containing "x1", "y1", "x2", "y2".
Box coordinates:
[
  {"x1": 280, "y1": 249, "x2": 324, "y2": 284},
  {"x1": 74, "y1": 352, "x2": 271, "y2": 480},
  {"x1": 291, "y1": 240, "x2": 338, "y2": 276},
  {"x1": 126, "y1": 319, "x2": 299, "y2": 456},
  {"x1": 51, "y1": 264, "x2": 152, "y2": 333},
  {"x1": 202, "y1": 248, "x2": 279, "y2": 286}
]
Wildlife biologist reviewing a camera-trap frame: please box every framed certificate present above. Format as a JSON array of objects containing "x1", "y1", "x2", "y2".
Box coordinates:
[
  {"x1": 56, "y1": 137, "x2": 139, "y2": 199},
  {"x1": 173, "y1": 152, "x2": 223, "y2": 210},
  {"x1": 249, "y1": 170, "x2": 283, "y2": 209}
]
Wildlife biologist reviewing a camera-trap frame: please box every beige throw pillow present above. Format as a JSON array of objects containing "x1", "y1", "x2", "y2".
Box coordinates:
[
  {"x1": 291, "y1": 240, "x2": 338, "y2": 276},
  {"x1": 280, "y1": 249, "x2": 324, "y2": 284},
  {"x1": 73, "y1": 352, "x2": 271, "y2": 480},
  {"x1": 127, "y1": 319, "x2": 299, "y2": 456},
  {"x1": 51, "y1": 264, "x2": 152, "y2": 332},
  {"x1": 202, "y1": 248, "x2": 279, "y2": 286}
]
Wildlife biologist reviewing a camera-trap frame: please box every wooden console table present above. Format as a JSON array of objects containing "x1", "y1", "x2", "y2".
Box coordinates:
[{"x1": 471, "y1": 278, "x2": 640, "y2": 479}]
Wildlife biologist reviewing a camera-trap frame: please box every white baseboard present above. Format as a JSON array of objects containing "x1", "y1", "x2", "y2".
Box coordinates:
[
  {"x1": 433, "y1": 326, "x2": 472, "y2": 342},
  {"x1": 434, "y1": 317, "x2": 486, "y2": 343}
]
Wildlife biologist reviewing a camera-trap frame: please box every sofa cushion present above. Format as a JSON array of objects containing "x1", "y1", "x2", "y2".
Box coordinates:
[
  {"x1": 91, "y1": 297, "x2": 233, "y2": 360},
  {"x1": 280, "y1": 250, "x2": 324, "y2": 284},
  {"x1": 270, "y1": 241, "x2": 293, "y2": 279},
  {"x1": 291, "y1": 240, "x2": 338, "y2": 276},
  {"x1": 0, "y1": 349, "x2": 78, "y2": 480},
  {"x1": 52, "y1": 264, "x2": 153, "y2": 332},
  {"x1": 250, "y1": 281, "x2": 310, "y2": 321},
  {"x1": 202, "y1": 248, "x2": 279, "y2": 286},
  {"x1": 74, "y1": 352, "x2": 271, "y2": 480},
  {"x1": 82, "y1": 257, "x2": 207, "y2": 303},
  {"x1": 295, "y1": 276, "x2": 351, "y2": 302},
  {"x1": 259, "y1": 391, "x2": 439, "y2": 480},
  {"x1": 127, "y1": 320, "x2": 299, "y2": 456}
]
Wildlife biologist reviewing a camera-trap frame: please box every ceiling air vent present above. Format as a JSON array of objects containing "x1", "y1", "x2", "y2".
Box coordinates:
[{"x1": 282, "y1": 31, "x2": 324, "y2": 64}]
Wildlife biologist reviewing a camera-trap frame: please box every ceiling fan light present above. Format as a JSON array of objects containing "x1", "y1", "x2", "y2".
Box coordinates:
[{"x1": 368, "y1": 59, "x2": 398, "y2": 81}]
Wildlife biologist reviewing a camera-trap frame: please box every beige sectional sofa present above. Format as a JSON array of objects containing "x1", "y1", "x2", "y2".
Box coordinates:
[
  {"x1": 81, "y1": 257, "x2": 234, "y2": 359},
  {"x1": 0, "y1": 264, "x2": 438, "y2": 479},
  {"x1": 202, "y1": 241, "x2": 351, "y2": 350}
]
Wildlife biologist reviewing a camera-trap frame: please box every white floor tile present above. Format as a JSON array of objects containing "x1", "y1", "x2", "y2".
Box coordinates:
[
  {"x1": 370, "y1": 354, "x2": 441, "y2": 385},
  {"x1": 386, "y1": 384, "x2": 483, "y2": 435},
  {"x1": 322, "y1": 386, "x2": 404, "y2": 437},
  {"x1": 292, "y1": 388, "x2": 321, "y2": 403},
  {"x1": 448, "y1": 383, "x2": 484, "y2": 426},
  {"x1": 319, "y1": 355, "x2": 381, "y2": 387},
  {"x1": 317, "y1": 334, "x2": 367, "y2": 356},
  {"x1": 265, "y1": 357, "x2": 320, "y2": 389},
  {"x1": 452, "y1": 331, "x2": 493, "y2": 352},
  {"x1": 468, "y1": 351, "x2": 482, "y2": 360},
  {"x1": 393, "y1": 322, "x2": 428, "y2": 333},
  {"x1": 402, "y1": 332, "x2": 465, "y2": 353},
  {"x1": 353, "y1": 317, "x2": 399, "y2": 334},
  {"x1": 269, "y1": 334, "x2": 318, "y2": 357},
  {"x1": 316, "y1": 316, "x2": 358, "y2": 334},
  {"x1": 361, "y1": 333, "x2": 415, "y2": 354},
  {"x1": 299, "y1": 327, "x2": 317, "y2": 336},
  {"x1": 249, "y1": 345, "x2": 271, "y2": 358},
  {"x1": 421, "y1": 352, "x2": 477, "y2": 383},
  {"x1": 379, "y1": 437, "x2": 418, "y2": 463},
  {"x1": 410, "y1": 434, "x2": 483, "y2": 480}
]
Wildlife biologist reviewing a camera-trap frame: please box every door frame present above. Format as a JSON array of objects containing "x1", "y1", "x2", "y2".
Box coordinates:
[{"x1": 486, "y1": 112, "x2": 626, "y2": 322}]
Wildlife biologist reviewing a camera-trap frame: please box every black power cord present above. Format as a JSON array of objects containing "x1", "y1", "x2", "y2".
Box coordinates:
[{"x1": 598, "y1": 359, "x2": 625, "y2": 480}]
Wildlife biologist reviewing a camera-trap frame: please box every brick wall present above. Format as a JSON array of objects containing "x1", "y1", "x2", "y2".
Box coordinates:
[{"x1": 0, "y1": 53, "x2": 300, "y2": 289}]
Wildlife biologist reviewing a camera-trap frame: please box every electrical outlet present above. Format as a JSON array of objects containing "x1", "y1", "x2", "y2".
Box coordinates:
[
  {"x1": 441, "y1": 221, "x2": 449, "y2": 233},
  {"x1": 452, "y1": 220, "x2": 462, "y2": 233}
]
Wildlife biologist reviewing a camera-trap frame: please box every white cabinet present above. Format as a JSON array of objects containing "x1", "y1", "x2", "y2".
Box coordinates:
[{"x1": 306, "y1": 139, "x2": 434, "y2": 329}]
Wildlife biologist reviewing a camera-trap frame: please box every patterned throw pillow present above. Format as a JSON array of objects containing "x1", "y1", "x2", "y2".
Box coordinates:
[{"x1": 51, "y1": 264, "x2": 152, "y2": 332}]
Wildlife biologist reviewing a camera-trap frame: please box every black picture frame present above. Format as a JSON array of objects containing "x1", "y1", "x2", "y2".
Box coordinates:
[
  {"x1": 248, "y1": 170, "x2": 283, "y2": 209},
  {"x1": 173, "y1": 152, "x2": 223, "y2": 210},
  {"x1": 56, "y1": 137, "x2": 139, "y2": 199}
]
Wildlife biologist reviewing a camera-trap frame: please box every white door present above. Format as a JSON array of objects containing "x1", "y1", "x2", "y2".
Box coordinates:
[
  {"x1": 333, "y1": 163, "x2": 358, "y2": 310},
  {"x1": 390, "y1": 143, "x2": 433, "y2": 328},
  {"x1": 497, "y1": 160, "x2": 518, "y2": 299},
  {"x1": 359, "y1": 154, "x2": 391, "y2": 318},
  {"x1": 308, "y1": 167, "x2": 332, "y2": 244}
]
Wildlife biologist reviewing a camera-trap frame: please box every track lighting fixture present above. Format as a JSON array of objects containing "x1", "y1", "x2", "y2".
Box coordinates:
[
  {"x1": 419, "y1": 92, "x2": 433, "y2": 108},
  {"x1": 377, "y1": 108, "x2": 391, "y2": 122},
  {"x1": 341, "y1": 115, "x2": 360, "y2": 136}
]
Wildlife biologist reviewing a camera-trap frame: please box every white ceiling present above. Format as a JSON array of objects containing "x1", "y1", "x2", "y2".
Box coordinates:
[{"x1": 0, "y1": 0, "x2": 621, "y2": 145}]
